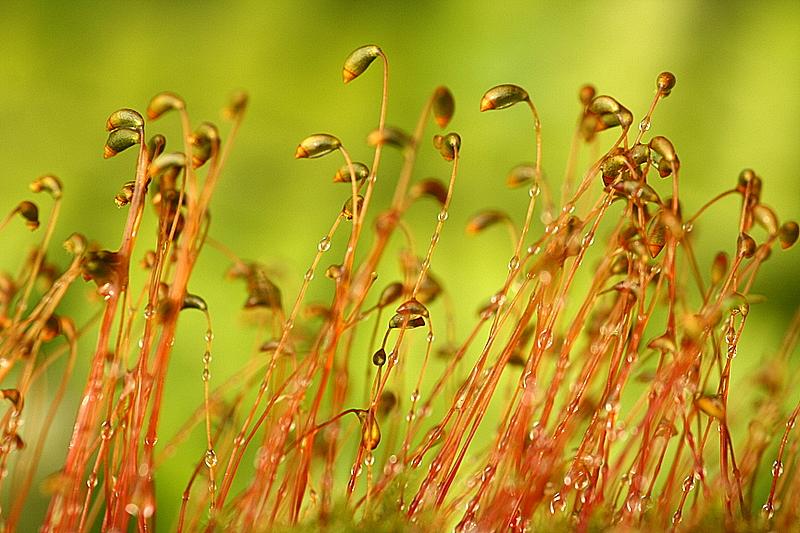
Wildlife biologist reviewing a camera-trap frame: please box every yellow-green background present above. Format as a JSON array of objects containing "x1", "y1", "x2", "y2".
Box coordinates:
[{"x1": 1, "y1": 1, "x2": 799, "y2": 530}]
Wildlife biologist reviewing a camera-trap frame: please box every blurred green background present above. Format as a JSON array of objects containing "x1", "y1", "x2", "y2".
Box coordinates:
[{"x1": 1, "y1": 1, "x2": 799, "y2": 529}]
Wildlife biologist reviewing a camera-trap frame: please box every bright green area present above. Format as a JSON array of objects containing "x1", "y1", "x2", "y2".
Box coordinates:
[{"x1": 1, "y1": 1, "x2": 798, "y2": 530}]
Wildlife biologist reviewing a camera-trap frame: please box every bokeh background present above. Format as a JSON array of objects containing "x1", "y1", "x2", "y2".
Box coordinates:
[{"x1": 1, "y1": 1, "x2": 799, "y2": 529}]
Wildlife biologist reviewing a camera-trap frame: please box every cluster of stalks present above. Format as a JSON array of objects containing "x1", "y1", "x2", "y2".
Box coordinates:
[{"x1": 0, "y1": 44, "x2": 798, "y2": 532}]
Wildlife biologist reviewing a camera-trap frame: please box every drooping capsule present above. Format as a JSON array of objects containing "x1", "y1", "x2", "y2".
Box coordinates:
[
  {"x1": 224, "y1": 90, "x2": 249, "y2": 120},
  {"x1": 295, "y1": 134, "x2": 342, "y2": 159},
  {"x1": 433, "y1": 132, "x2": 461, "y2": 161},
  {"x1": 181, "y1": 293, "x2": 208, "y2": 312},
  {"x1": 342, "y1": 45, "x2": 382, "y2": 83},
  {"x1": 333, "y1": 162, "x2": 370, "y2": 183},
  {"x1": 147, "y1": 92, "x2": 185, "y2": 120},
  {"x1": 432, "y1": 86, "x2": 455, "y2": 128},
  {"x1": 656, "y1": 72, "x2": 677, "y2": 97},
  {"x1": 506, "y1": 163, "x2": 536, "y2": 189},
  {"x1": 106, "y1": 108, "x2": 144, "y2": 131},
  {"x1": 148, "y1": 152, "x2": 186, "y2": 178},
  {"x1": 779, "y1": 221, "x2": 799, "y2": 250},
  {"x1": 190, "y1": 122, "x2": 220, "y2": 169},
  {"x1": 410, "y1": 178, "x2": 448, "y2": 205},
  {"x1": 694, "y1": 395, "x2": 725, "y2": 420},
  {"x1": 342, "y1": 195, "x2": 365, "y2": 220},
  {"x1": 396, "y1": 298, "x2": 429, "y2": 317},
  {"x1": 104, "y1": 128, "x2": 141, "y2": 159},
  {"x1": 378, "y1": 282, "x2": 404, "y2": 308},
  {"x1": 354, "y1": 410, "x2": 381, "y2": 450},
  {"x1": 480, "y1": 84, "x2": 529, "y2": 111},
  {"x1": 29, "y1": 174, "x2": 63, "y2": 199},
  {"x1": 15, "y1": 201, "x2": 40, "y2": 230},
  {"x1": 737, "y1": 233, "x2": 757, "y2": 258},
  {"x1": 466, "y1": 210, "x2": 510, "y2": 235},
  {"x1": 367, "y1": 126, "x2": 412, "y2": 150}
]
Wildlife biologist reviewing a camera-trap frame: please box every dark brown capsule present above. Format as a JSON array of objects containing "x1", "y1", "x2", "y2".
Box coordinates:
[
  {"x1": 432, "y1": 86, "x2": 455, "y2": 128},
  {"x1": 779, "y1": 221, "x2": 799, "y2": 249}
]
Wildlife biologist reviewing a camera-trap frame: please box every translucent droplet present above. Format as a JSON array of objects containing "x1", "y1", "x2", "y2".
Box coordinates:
[
  {"x1": 682, "y1": 222, "x2": 694, "y2": 233},
  {"x1": 364, "y1": 454, "x2": 375, "y2": 466},
  {"x1": 638, "y1": 118, "x2": 651, "y2": 132},
  {"x1": 762, "y1": 502, "x2": 774, "y2": 520},
  {"x1": 143, "y1": 304, "x2": 155, "y2": 319},
  {"x1": 671, "y1": 510, "x2": 682, "y2": 525},
  {"x1": 410, "y1": 390, "x2": 420, "y2": 402},
  {"x1": 317, "y1": 236, "x2": 331, "y2": 252},
  {"x1": 437, "y1": 209, "x2": 449, "y2": 222},
  {"x1": 204, "y1": 329, "x2": 214, "y2": 342},
  {"x1": 204, "y1": 449, "x2": 218, "y2": 468},
  {"x1": 101, "y1": 420, "x2": 114, "y2": 440},
  {"x1": 529, "y1": 184, "x2": 541, "y2": 198},
  {"x1": 303, "y1": 268, "x2": 315, "y2": 281},
  {"x1": 202, "y1": 351, "x2": 212, "y2": 364},
  {"x1": 772, "y1": 460, "x2": 784, "y2": 477},
  {"x1": 508, "y1": 255, "x2": 520, "y2": 271},
  {"x1": 202, "y1": 368, "x2": 210, "y2": 382},
  {"x1": 682, "y1": 475, "x2": 695, "y2": 492},
  {"x1": 284, "y1": 319, "x2": 294, "y2": 331},
  {"x1": 86, "y1": 473, "x2": 98, "y2": 488}
]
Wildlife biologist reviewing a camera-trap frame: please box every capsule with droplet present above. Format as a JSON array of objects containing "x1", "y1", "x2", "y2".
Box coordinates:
[{"x1": 342, "y1": 195, "x2": 364, "y2": 220}]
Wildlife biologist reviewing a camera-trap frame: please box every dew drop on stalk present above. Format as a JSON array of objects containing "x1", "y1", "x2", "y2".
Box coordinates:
[
  {"x1": 426, "y1": 332, "x2": 435, "y2": 343},
  {"x1": 204, "y1": 449, "x2": 218, "y2": 468},
  {"x1": 143, "y1": 304, "x2": 155, "y2": 319},
  {"x1": 317, "y1": 236, "x2": 331, "y2": 252},
  {"x1": 101, "y1": 420, "x2": 114, "y2": 440},
  {"x1": 772, "y1": 460, "x2": 784, "y2": 477},
  {"x1": 86, "y1": 473, "x2": 98, "y2": 488},
  {"x1": 671, "y1": 510, "x2": 682, "y2": 525},
  {"x1": 529, "y1": 184, "x2": 541, "y2": 198},
  {"x1": 204, "y1": 329, "x2": 214, "y2": 342},
  {"x1": 508, "y1": 255, "x2": 520, "y2": 271},
  {"x1": 438, "y1": 209, "x2": 449, "y2": 222},
  {"x1": 304, "y1": 268, "x2": 315, "y2": 281},
  {"x1": 364, "y1": 454, "x2": 375, "y2": 466},
  {"x1": 284, "y1": 318, "x2": 294, "y2": 331},
  {"x1": 638, "y1": 118, "x2": 651, "y2": 132},
  {"x1": 202, "y1": 351, "x2": 212, "y2": 364},
  {"x1": 410, "y1": 390, "x2": 420, "y2": 402},
  {"x1": 682, "y1": 475, "x2": 695, "y2": 492},
  {"x1": 682, "y1": 222, "x2": 694, "y2": 233},
  {"x1": 762, "y1": 503, "x2": 775, "y2": 520},
  {"x1": 202, "y1": 369, "x2": 210, "y2": 382}
]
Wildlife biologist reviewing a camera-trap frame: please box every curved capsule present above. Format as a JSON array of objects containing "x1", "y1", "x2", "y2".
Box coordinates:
[
  {"x1": 149, "y1": 152, "x2": 186, "y2": 177},
  {"x1": 106, "y1": 108, "x2": 144, "y2": 131},
  {"x1": 147, "y1": 92, "x2": 185, "y2": 120},
  {"x1": 333, "y1": 162, "x2": 369, "y2": 183},
  {"x1": 342, "y1": 45, "x2": 382, "y2": 83},
  {"x1": 104, "y1": 128, "x2": 141, "y2": 159},
  {"x1": 432, "y1": 86, "x2": 455, "y2": 128},
  {"x1": 29, "y1": 174, "x2": 63, "y2": 200},
  {"x1": 480, "y1": 84, "x2": 529, "y2": 111},
  {"x1": 295, "y1": 134, "x2": 341, "y2": 159}
]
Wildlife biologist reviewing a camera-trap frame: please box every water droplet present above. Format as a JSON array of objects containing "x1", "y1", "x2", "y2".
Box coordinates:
[
  {"x1": 682, "y1": 222, "x2": 694, "y2": 233},
  {"x1": 437, "y1": 209, "x2": 449, "y2": 222},
  {"x1": 317, "y1": 236, "x2": 331, "y2": 252},
  {"x1": 638, "y1": 118, "x2": 651, "y2": 132},
  {"x1": 410, "y1": 390, "x2": 420, "y2": 402},
  {"x1": 529, "y1": 184, "x2": 541, "y2": 198},
  {"x1": 86, "y1": 473, "x2": 98, "y2": 488},
  {"x1": 202, "y1": 351, "x2": 212, "y2": 364},
  {"x1": 143, "y1": 304, "x2": 155, "y2": 319},
  {"x1": 137, "y1": 337, "x2": 144, "y2": 349},
  {"x1": 364, "y1": 454, "x2": 375, "y2": 466},
  {"x1": 202, "y1": 368, "x2": 210, "y2": 382},
  {"x1": 581, "y1": 232, "x2": 595, "y2": 247},
  {"x1": 204, "y1": 329, "x2": 214, "y2": 342},
  {"x1": 101, "y1": 420, "x2": 114, "y2": 440},
  {"x1": 303, "y1": 268, "x2": 315, "y2": 281},
  {"x1": 508, "y1": 255, "x2": 520, "y2": 271},
  {"x1": 204, "y1": 449, "x2": 218, "y2": 468},
  {"x1": 762, "y1": 502, "x2": 774, "y2": 520},
  {"x1": 772, "y1": 460, "x2": 784, "y2": 477},
  {"x1": 671, "y1": 510, "x2": 682, "y2": 525},
  {"x1": 284, "y1": 319, "x2": 294, "y2": 331},
  {"x1": 682, "y1": 475, "x2": 695, "y2": 492}
]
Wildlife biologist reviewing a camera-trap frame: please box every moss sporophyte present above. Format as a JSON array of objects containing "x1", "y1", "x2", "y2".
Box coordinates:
[{"x1": 0, "y1": 44, "x2": 798, "y2": 532}]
